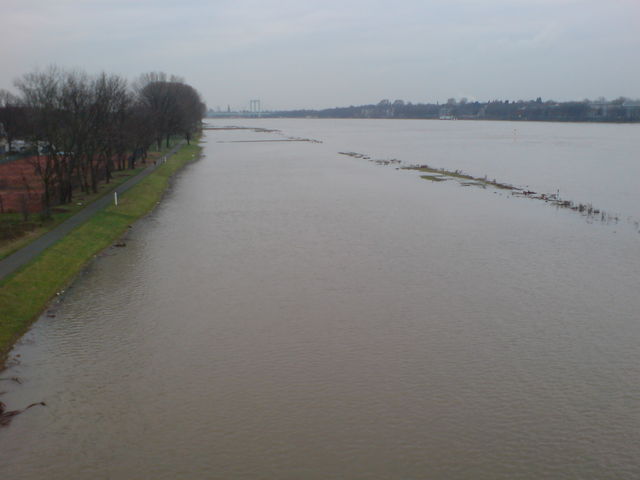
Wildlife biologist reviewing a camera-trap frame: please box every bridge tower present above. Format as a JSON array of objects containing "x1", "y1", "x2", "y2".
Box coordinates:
[{"x1": 249, "y1": 99, "x2": 261, "y2": 116}]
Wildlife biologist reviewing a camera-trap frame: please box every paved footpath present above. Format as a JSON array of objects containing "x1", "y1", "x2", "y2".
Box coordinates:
[{"x1": 0, "y1": 141, "x2": 186, "y2": 282}]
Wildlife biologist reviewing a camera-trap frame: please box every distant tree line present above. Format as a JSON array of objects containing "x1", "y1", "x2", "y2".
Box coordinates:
[
  {"x1": 0, "y1": 66, "x2": 205, "y2": 215},
  {"x1": 273, "y1": 97, "x2": 640, "y2": 123}
]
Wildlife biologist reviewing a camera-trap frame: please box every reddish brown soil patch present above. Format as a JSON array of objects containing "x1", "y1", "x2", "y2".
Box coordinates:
[{"x1": 0, "y1": 156, "x2": 44, "y2": 213}]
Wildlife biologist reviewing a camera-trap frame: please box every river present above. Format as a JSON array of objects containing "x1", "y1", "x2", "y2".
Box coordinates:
[{"x1": 1, "y1": 119, "x2": 639, "y2": 479}]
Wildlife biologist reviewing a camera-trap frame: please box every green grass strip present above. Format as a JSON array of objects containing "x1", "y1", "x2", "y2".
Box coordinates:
[
  {"x1": 0, "y1": 166, "x2": 146, "y2": 261},
  {"x1": 0, "y1": 140, "x2": 202, "y2": 362}
]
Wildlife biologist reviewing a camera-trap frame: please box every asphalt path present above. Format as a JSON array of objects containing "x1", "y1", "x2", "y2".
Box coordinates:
[{"x1": 0, "y1": 141, "x2": 185, "y2": 282}]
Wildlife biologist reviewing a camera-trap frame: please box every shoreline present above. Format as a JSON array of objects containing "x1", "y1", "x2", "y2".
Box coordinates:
[
  {"x1": 207, "y1": 116, "x2": 640, "y2": 125},
  {"x1": 0, "y1": 138, "x2": 203, "y2": 367}
]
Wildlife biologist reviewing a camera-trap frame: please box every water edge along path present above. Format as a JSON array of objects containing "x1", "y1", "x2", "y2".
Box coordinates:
[{"x1": 0, "y1": 141, "x2": 186, "y2": 282}]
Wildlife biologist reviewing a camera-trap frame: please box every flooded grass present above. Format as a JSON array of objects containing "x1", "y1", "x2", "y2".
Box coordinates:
[
  {"x1": 420, "y1": 175, "x2": 447, "y2": 182},
  {"x1": 408, "y1": 163, "x2": 625, "y2": 224},
  {"x1": 211, "y1": 126, "x2": 322, "y2": 143},
  {"x1": 203, "y1": 126, "x2": 281, "y2": 133},
  {"x1": 407, "y1": 164, "x2": 515, "y2": 190},
  {"x1": 339, "y1": 150, "x2": 632, "y2": 229},
  {"x1": 218, "y1": 138, "x2": 322, "y2": 143}
]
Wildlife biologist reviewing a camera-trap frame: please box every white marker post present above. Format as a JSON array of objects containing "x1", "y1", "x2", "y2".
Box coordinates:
[{"x1": 114, "y1": 191, "x2": 118, "y2": 206}]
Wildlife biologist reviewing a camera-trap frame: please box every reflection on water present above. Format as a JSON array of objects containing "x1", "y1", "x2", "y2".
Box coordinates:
[{"x1": 1, "y1": 120, "x2": 639, "y2": 479}]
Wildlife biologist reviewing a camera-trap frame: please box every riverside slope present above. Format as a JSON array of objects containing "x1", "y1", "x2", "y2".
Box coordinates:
[
  {"x1": 0, "y1": 141, "x2": 185, "y2": 281},
  {"x1": 0, "y1": 139, "x2": 200, "y2": 362}
]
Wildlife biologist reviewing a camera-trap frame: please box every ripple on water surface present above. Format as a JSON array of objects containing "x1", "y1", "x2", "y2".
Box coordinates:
[{"x1": 1, "y1": 120, "x2": 639, "y2": 480}]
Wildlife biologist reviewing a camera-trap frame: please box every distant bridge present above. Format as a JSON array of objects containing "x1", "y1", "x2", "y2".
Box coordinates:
[
  {"x1": 206, "y1": 99, "x2": 271, "y2": 118},
  {"x1": 206, "y1": 111, "x2": 271, "y2": 118}
]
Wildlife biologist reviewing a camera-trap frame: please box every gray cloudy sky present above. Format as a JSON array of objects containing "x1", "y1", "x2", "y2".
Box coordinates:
[{"x1": 2, "y1": 0, "x2": 639, "y2": 110}]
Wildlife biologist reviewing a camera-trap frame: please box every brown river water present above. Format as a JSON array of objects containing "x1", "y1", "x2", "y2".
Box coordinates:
[{"x1": 1, "y1": 119, "x2": 639, "y2": 479}]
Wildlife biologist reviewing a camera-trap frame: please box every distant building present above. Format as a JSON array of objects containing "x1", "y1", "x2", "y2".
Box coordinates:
[
  {"x1": 438, "y1": 106, "x2": 456, "y2": 120},
  {"x1": 588, "y1": 100, "x2": 611, "y2": 119},
  {"x1": 622, "y1": 100, "x2": 640, "y2": 121}
]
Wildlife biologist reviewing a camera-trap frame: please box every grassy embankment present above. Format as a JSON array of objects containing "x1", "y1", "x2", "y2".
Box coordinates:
[
  {"x1": 0, "y1": 168, "x2": 144, "y2": 260},
  {"x1": 0, "y1": 139, "x2": 202, "y2": 363},
  {"x1": 0, "y1": 140, "x2": 183, "y2": 261}
]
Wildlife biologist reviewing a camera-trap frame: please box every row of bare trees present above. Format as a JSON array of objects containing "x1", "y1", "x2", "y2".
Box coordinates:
[{"x1": 0, "y1": 67, "x2": 206, "y2": 215}]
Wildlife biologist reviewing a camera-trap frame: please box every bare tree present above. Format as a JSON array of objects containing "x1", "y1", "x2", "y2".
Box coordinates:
[
  {"x1": 14, "y1": 66, "x2": 64, "y2": 215},
  {"x1": 136, "y1": 73, "x2": 205, "y2": 148},
  {"x1": 0, "y1": 89, "x2": 26, "y2": 152},
  {"x1": 91, "y1": 73, "x2": 131, "y2": 181},
  {"x1": 11, "y1": 66, "x2": 203, "y2": 215}
]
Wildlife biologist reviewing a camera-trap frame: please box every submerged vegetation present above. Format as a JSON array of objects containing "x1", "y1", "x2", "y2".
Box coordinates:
[
  {"x1": 420, "y1": 175, "x2": 447, "y2": 182},
  {"x1": 339, "y1": 151, "x2": 632, "y2": 228},
  {"x1": 406, "y1": 164, "x2": 519, "y2": 190},
  {"x1": 206, "y1": 125, "x2": 322, "y2": 144},
  {"x1": 0, "y1": 397, "x2": 46, "y2": 427}
]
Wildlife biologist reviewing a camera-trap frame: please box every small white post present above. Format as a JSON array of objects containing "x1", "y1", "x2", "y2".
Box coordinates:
[{"x1": 114, "y1": 191, "x2": 118, "y2": 206}]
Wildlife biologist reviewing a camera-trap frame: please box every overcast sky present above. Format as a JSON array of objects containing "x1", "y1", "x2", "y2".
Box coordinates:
[{"x1": 2, "y1": 0, "x2": 639, "y2": 110}]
